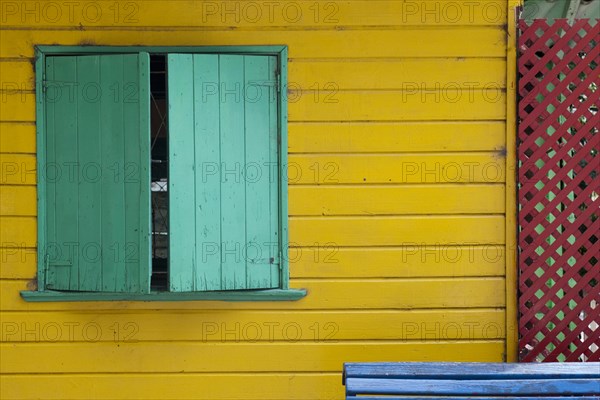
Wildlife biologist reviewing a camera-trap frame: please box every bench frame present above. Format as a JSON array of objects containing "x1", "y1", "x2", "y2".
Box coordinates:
[{"x1": 343, "y1": 362, "x2": 600, "y2": 399}]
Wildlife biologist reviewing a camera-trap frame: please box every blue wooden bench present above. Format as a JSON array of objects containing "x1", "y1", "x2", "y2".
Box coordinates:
[{"x1": 343, "y1": 362, "x2": 600, "y2": 399}]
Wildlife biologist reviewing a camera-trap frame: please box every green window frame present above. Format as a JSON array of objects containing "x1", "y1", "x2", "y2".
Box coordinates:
[{"x1": 22, "y1": 46, "x2": 305, "y2": 302}]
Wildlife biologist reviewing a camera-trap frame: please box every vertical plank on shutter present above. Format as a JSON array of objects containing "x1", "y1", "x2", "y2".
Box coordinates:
[
  {"x1": 168, "y1": 54, "x2": 196, "y2": 292},
  {"x1": 43, "y1": 57, "x2": 60, "y2": 289},
  {"x1": 76, "y1": 55, "x2": 103, "y2": 291},
  {"x1": 276, "y1": 51, "x2": 288, "y2": 290},
  {"x1": 219, "y1": 55, "x2": 247, "y2": 290},
  {"x1": 44, "y1": 54, "x2": 150, "y2": 293},
  {"x1": 99, "y1": 56, "x2": 126, "y2": 291},
  {"x1": 43, "y1": 57, "x2": 54, "y2": 285},
  {"x1": 125, "y1": 52, "x2": 151, "y2": 294},
  {"x1": 268, "y1": 56, "x2": 281, "y2": 288},
  {"x1": 193, "y1": 54, "x2": 222, "y2": 291},
  {"x1": 167, "y1": 53, "x2": 281, "y2": 292},
  {"x1": 46, "y1": 56, "x2": 79, "y2": 290},
  {"x1": 244, "y1": 56, "x2": 278, "y2": 289}
]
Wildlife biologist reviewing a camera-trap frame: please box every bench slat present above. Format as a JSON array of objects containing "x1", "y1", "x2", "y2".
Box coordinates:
[
  {"x1": 344, "y1": 362, "x2": 600, "y2": 381},
  {"x1": 345, "y1": 377, "x2": 600, "y2": 396}
]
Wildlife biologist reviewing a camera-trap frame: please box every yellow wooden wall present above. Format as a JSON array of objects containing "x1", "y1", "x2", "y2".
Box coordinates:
[{"x1": 0, "y1": 1, "x2": 518, "y2": 398}]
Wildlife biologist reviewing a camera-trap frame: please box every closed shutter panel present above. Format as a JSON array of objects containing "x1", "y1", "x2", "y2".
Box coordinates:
[
  {"x1": 168, "y1": 54, "x2": 280, "y2": 292},
  {"x1": 43, "y1": 54, "x2": 151, "y2": 293}
]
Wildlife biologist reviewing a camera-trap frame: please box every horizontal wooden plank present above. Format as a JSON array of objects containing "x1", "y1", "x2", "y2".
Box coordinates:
[
  {"x1": 0, "y1": 340, "x2": 505, "y2": 373},
  {"x1": 3, "y1": 214, "x2": 506, "y2": 250},
  {"x1": 3, "y1": 208, "x2": 506, "y2": 281},
  {"x1": 291, "y1": 246, "x2": 506, "y2": 278},
  {"x1": 288, "y1": 153, "x2": 506, "y2": 184},
  {"x1": 3, "y1": 216, "x2": 505, "y2": 271},
  {"x1": 0, "y1": 373, "x2": 340, "y2": 400},
  {"x1": 0, "y1": 247, "x2": 37, "y2": 279},
  {"x1": 0, "y1": 245, "x2": 506, "y2": 280},
  {"x1": 288, "y1": 122, "x2": 506, "y2": 153},
  {"x1": 344, "y1": 362, "x2": 600, "y2": 379},
  {"x1": 0, "y1": 92, "x2": 35, "y2": 121},
  {"x1": 0, "y1": 1, "x2": 508, "y2": 28},
  {"x1": 290, "y1": 216, "x2": 505, "y2": 246},
  {"x1": 0, "y1": 29, "x2": 507, "y2": 59},
  {"x1": 0, "y1": 217, "x2": 36, "y2": 247},
  {"x1": 1, "y1": 89, "x2": 506, "y2": 122},
  {"x1": 4, "y1": 377, "x2": 599, "y2": 400},
  {"x1": 289, "y1": 184, "x2": 505, "y2": 215},
  {"x1": 347, "y1": 397, "x2": 600, "y2": 400},
  {"x1": 0, "y1": 185, "x2": 36, "y2": 216},
  {"x1": 0, "y1": 61, "x2": 35, "y2": 91},
  {"x1": 289, "y1": 90, "x2": 505, "y2": 121},
  {"x1": 2, "y1": 58, "x2": 506, "y2": 91},
  {"x1": 289, "y1": 59, "x2": 506, "y2": 89},
  {"x1": 0, "y1": 123, "x2": 35, "y2": 153},
  {"x1": 346, "y1": 377, "x2": 600, "y2": 396},
  {"x1": 1, "y1": 118, "x2": 506, "y2": 157},
  {"x1": 1, "y1": 154, "x2": 35, "y2": 185},
  {"x1": 0, "y1": 309, "x2": 505, "y2": 342},
  {"x1": 1, "y1": 278, "x2": 506, "y2": 310},
  {"x1": 12, "y1": 153, "x2": 524, "y2": 191}
]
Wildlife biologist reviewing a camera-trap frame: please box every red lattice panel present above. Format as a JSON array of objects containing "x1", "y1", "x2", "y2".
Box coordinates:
[{"x1": 518, "y1": 19, "x2": 599, "y2": 362}]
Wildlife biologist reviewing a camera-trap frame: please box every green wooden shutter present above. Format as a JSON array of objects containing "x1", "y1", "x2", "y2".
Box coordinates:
[
  {"x1": 43, "y1": 54, "x2": 151, "y2": 293},
  {"x1": 168, "y1": 54, "x2": 280, "y2": 292}
]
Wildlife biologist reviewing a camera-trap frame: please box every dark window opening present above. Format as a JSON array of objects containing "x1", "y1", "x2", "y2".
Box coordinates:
[{"x1": 150, "y1": 54, "x2": 168, "y2": 291}]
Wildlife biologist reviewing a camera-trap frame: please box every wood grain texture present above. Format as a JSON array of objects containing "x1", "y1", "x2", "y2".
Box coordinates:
[
  {"x1": 288, "y1": 153, "x2": 506, "y2": 184},
  {"x1": 167, "y1": 54, "x2": 280, "y2": 291},
  {"x1": 1, "y1": 278, "x2": 506, "y2": 310},
  {"x1": 0, "y1": 154, "x2": 36, "y2": 184},
  {"x1": 290, "y1": 216, "x2": 506, "y2": 246},
  {"x1": 0, "y1": 92, "x2": 35, "y2": 121},
  {"x1": 41, "y1": 54, "x2": 151, "y2": 293},
  {"x1": 0, "y1": 217, "x2": 36, "y2": 246},
  {"x1": 289, "y1": 90, "x2": 505, "y2": 121},
  {"x1": 0, "y1": 2, "x2": 514, "y2": 398},
  {"x1": 2, "y1": 215, "x2": 507, "y2": 248},
  {"x1": 290, "y1": 246, "x2": 506, "y2": 278},
  {"x1": 0, "y1": 245, "x2": 506, "y2": 280},
  {"x1": 0, "y1": 309, "x2": 506, "y2": 342},
  {"x1": 1, "y1": 88, "x2": 506, "y2": 123},
  {"x1": 0, "y1": 185, "x2": 36, "y2": 216},
  {"x1": 344, "y1": 361, "x2": 600, "y2": 378},
  {"x1": 289, "y1": 185, "x2": 505, "y2": 215},
  {"x1": 345, "y1": 377, "x2": 600, "y2": 396},
  {"x1": 0, "y1": 373, "x2": 337, "y2": 400},
  {"x1": 2, "y1": 58, "x2": 507, "y2": 91},
  {"x1": 288, "y1": 122, "x2": 506, "y2": 153},
  {"x1": 0, "y1": 341, "x2": 505, "y2": 373},
  {"x1": 0, "y1": 29, "x2": 507, "y2": 59},
  {"x1": 0, "y1": 123, "x2": 35, "y2": 153},
  {"x1": 167, "y1": 53, "x2": 198, "y2": 292},
  {"x1": 0, "y1": 0, "x2": 507, "y2": 27},
  {"x1": 343, "y1": 362, "x2": 600, "y2": 397},
  {"x1": 289, "y1": 59, "x2": 507, "y2": 90}
]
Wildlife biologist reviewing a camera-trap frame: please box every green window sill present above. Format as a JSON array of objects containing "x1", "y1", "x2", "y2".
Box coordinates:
[{"x1": 21, "y1": 289, "x2": 307, "y2": 302}]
